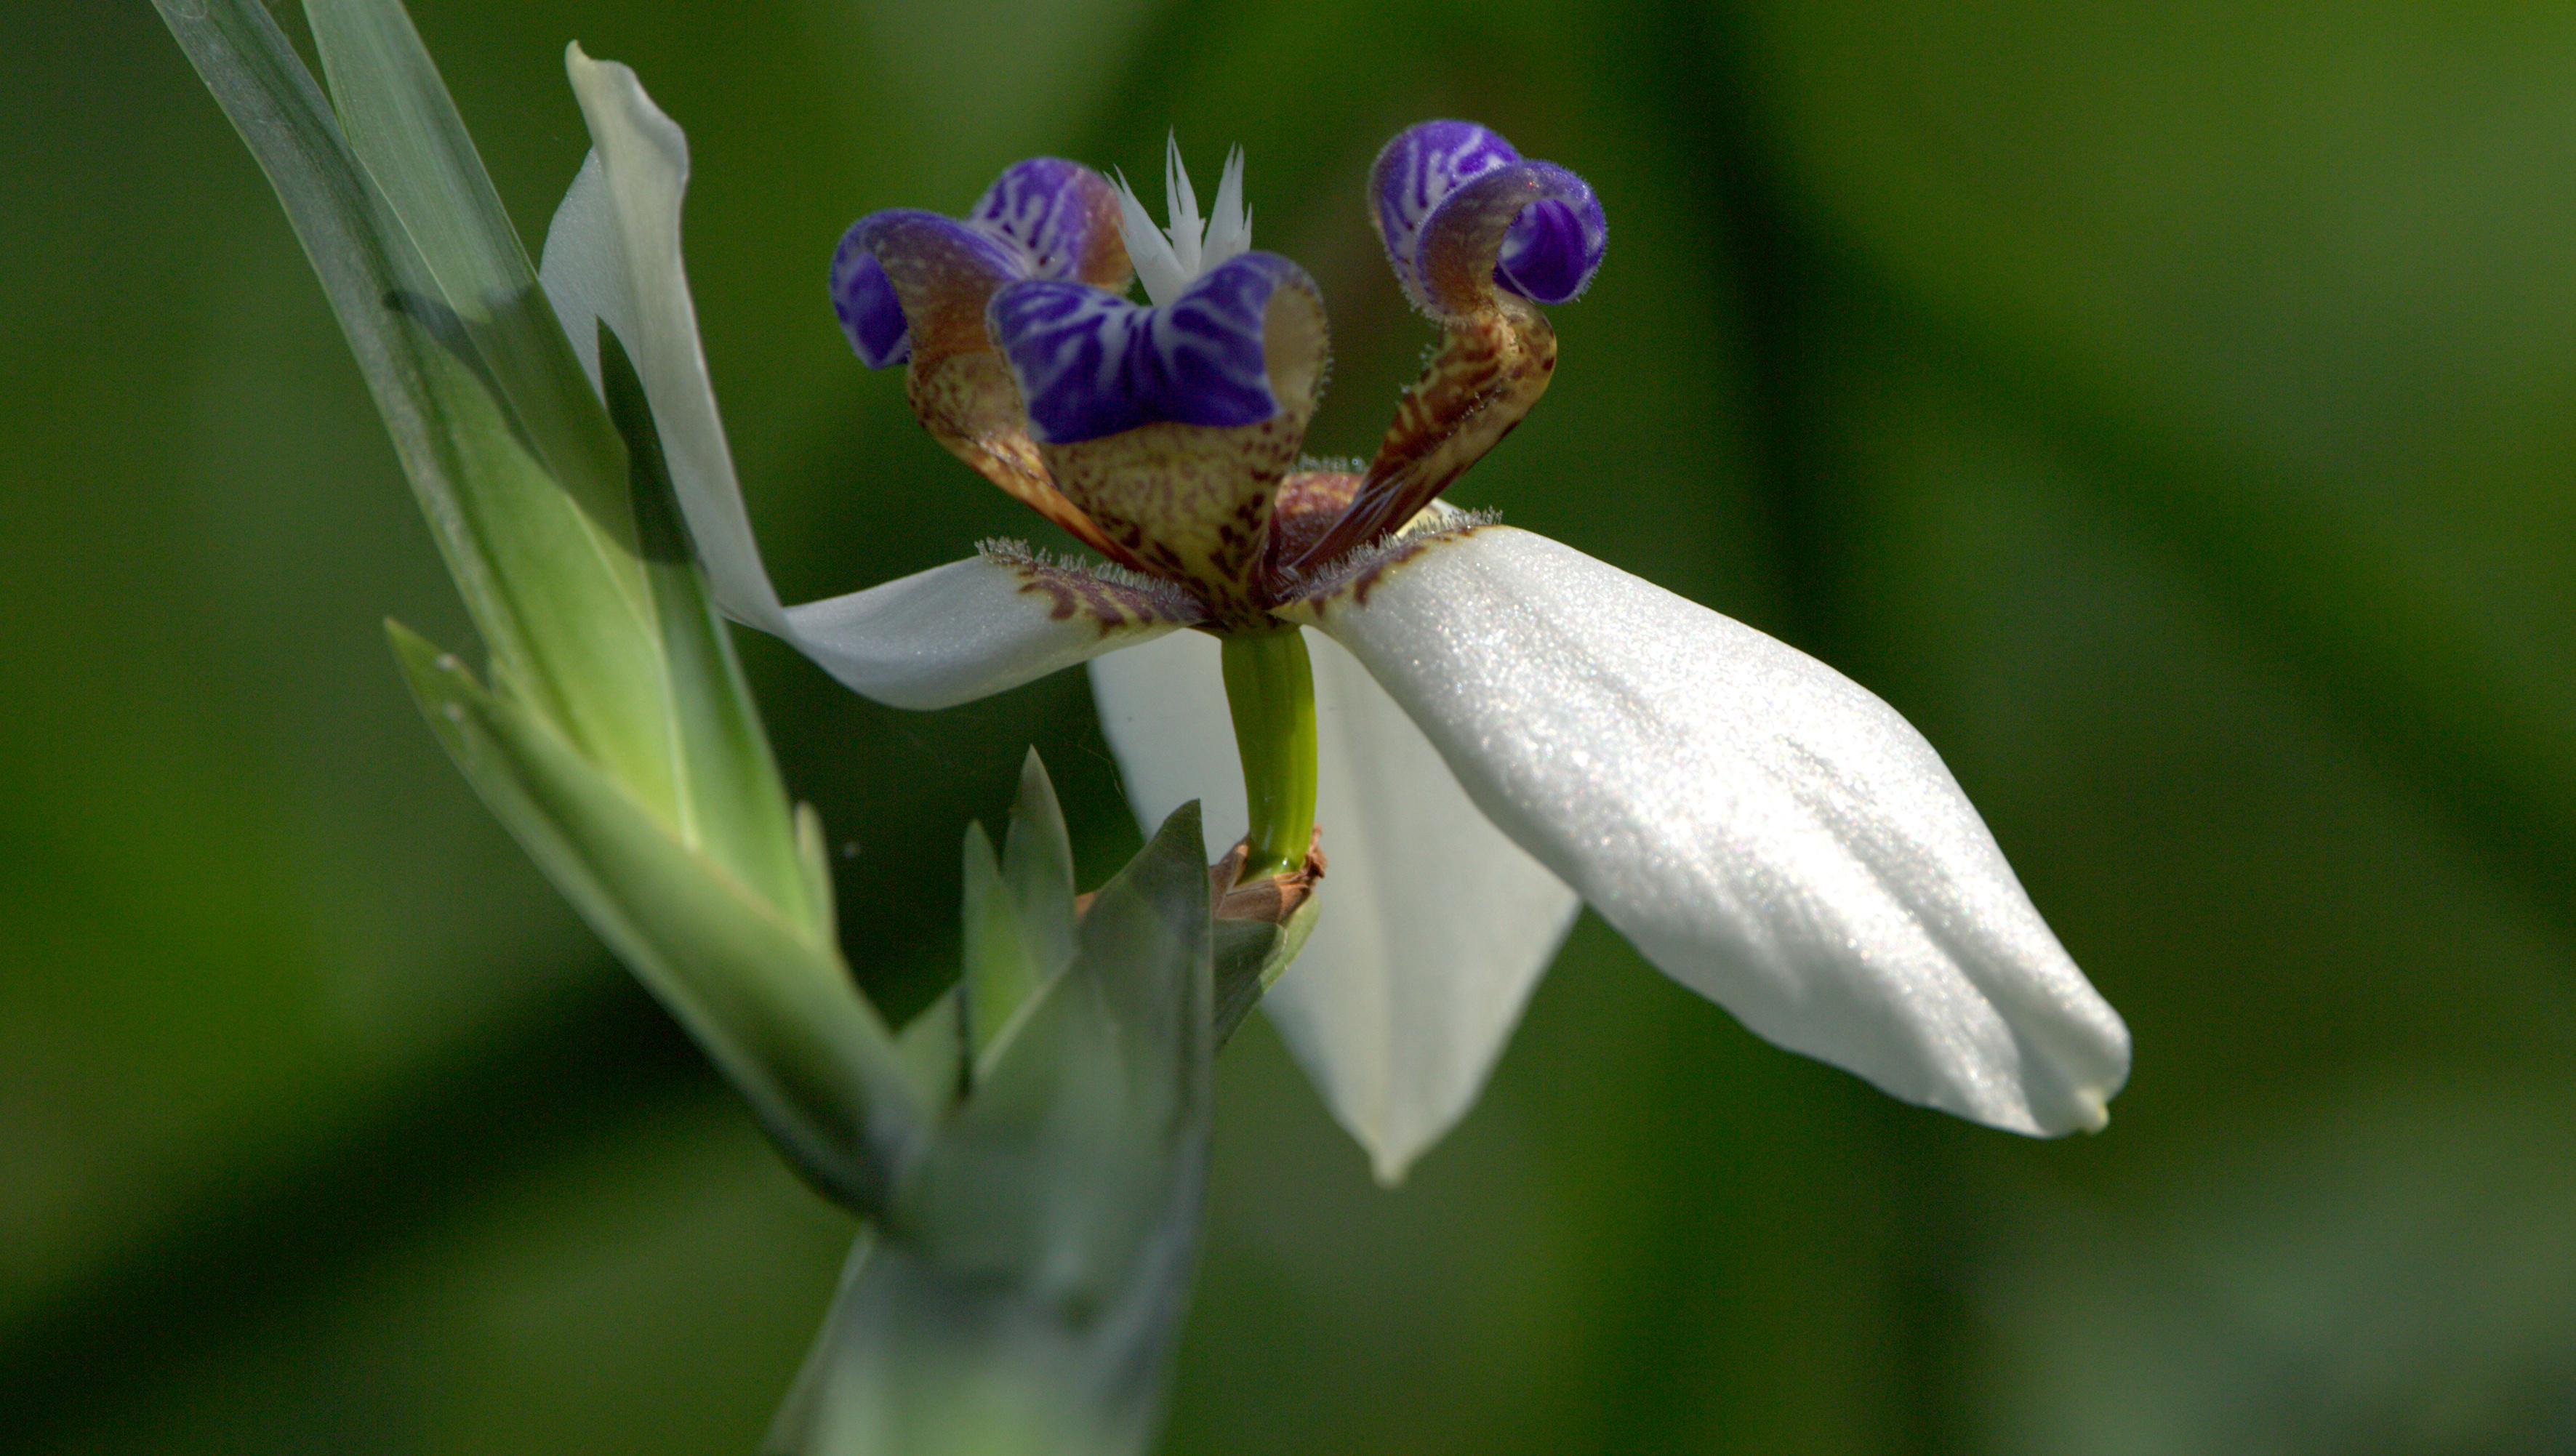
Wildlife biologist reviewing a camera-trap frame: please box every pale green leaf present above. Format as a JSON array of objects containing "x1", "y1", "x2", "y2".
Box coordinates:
[
  {"x1": 154, "y1": 0, "x2": 684, "y2": 814},
  {"x1": 1000, "y1": 748, "x2": 1079, "y2": 982},
  {"x1": 893, "y1": 989, "x2": 968, "y2": 1114},
  {"x1": 388, "y1": 622, "x2": 921, "y2": 1214},
  {"x1": 305, "y1": 0, "x2": 636, "y2": 546},
  {"x1": 1211, "y1": 888, "x2": 1321, "y2": 1050},
  {"x1": 963, "y1": 751, "x2": 1083, "y2": 1073},
  {"x1": 768, "y1": 805, "x2": 1213, "y2": 1456},
  {"x1": 960, "y1": 821, "x2": 1040, "y2": 1072},
  {"x1": 598, "y1": 326, "x2": 819, "y2": 933}
]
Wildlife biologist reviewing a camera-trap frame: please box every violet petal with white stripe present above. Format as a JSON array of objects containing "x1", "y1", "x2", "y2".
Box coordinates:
[
  {"x1": 1372, "y1": 121, "x2": 1519, "y2": 297},
  {"x1": 829, "y1": 244, "x2": 916, "y2": 368},
  {"x1": 830, "y1": 158, "x2": 1127, "y2": 369},
  {"x1": 965, "y1": 156, "x2": 1126, "y2": 276},
  {"x1": 1371, "y1": 121, "x2": 1605, "y2": 313},
  {"x1": 987, "y1": 252, "x2": 1307, "y2": 443}
]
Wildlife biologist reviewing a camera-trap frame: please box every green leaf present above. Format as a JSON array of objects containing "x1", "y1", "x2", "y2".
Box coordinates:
[
  {"x1": 767, "y1": 804, "x2": 1214, "y2": 1456},
  {"x1": 960, "y1": 820, "x2": 1040, "y2": 1072},
  {"x1": 166, "y1": 0, "x2": 896, "y2": 1207},
  {"x1": 405, "y1": 302, "x2": 686, "y2": 814},
  {"x1": 893, "y1": 987, "x2": 969, "y2": 1114},
  {"x1": 1210, "y1": 888, "x2": 1320, "y2": 1050},
  {"x1": 599, "y1": 326, "x2": 821, "y2": 934},
  {"x1": 999, "y1": 748, "x2": 1080, "y2": 984},
  {"x1": 153, "y1": 0, "x2": 684, "y2": 816},
  {"x1": 388, "y1": 622, "x2": 921, "y2": 1214},
  {"x1": 305, "y1": 0, "x2": 636, "y2": 547},
  {"x1": 303, "y1": 0, "x2": 683, "y2": 811},
  {"x1": 962, "y1": 751, "x2": 1083, "y2": 1073}
]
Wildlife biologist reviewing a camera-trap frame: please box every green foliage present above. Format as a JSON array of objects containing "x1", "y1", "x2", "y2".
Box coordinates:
[
  {"x1": 771, "y1": 799, "x2": 1215, "y2": 1456},
  {"x1": 156, "y1": 0, "x2": 675, "y2": 803},
  {"x1": 388, "y1": 626, "x2": 915, "y2": 1210},
  {"x1": 960, "y1": 752, "x2": 1083, "y2": 1075},
  {"x1": 153, "y1": 0, "x2": 920, "y2": 1212}
]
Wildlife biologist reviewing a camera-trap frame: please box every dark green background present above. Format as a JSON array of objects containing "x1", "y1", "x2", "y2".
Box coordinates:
[{"x1": 8, "y1": 0, "x2": 2575, "y2": 1449}]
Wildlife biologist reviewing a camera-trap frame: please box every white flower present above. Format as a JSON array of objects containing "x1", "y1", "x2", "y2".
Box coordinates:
[{"x1": 539, "y1": 50, "x2": 2130, "y2": 1182}]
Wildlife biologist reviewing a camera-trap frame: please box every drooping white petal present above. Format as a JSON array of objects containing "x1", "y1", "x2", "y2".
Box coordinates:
[
  {"x1": 1090, "y1": 630, "x2": 1581, "y2": 1181},
  {"x1": 1295, "y1": 526, "x2": 2131, "y2": 1136},
  {"x1": 786, "y1": 555, "x2": 1186, "y2": 712},
  {"x1": 539, "y1": 47, "x2": 786, "y2": 635}
]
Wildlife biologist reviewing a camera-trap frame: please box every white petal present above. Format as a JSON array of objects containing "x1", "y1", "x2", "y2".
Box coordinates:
[
  {"x1": 541, "y1": 47, "x2": 787, "y2": 635},
  {"x1": 1113, "y1": 169, "x2": 1187, "y2": 308},
  {"x1": 1089, "y1": 630, "x2": 1580, "y2": 1181},
  {"x1": 1161, "y1": 132, "x2": 1203, "y2": 276},
  {"x1": 1201, "y1": 147, "x2": 1251, "y2": 268},
  {"x1": 786, "y1": 555, "x2": 1184, "y2": 711},
  {"x1": 1297, "y1": 526, "x2": 2131, "y2": 1136}
]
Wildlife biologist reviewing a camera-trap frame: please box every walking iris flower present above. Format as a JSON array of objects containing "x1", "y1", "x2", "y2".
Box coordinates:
[{"x1": 542, "y1": 52, "x2": 2130, "y2": 1181}]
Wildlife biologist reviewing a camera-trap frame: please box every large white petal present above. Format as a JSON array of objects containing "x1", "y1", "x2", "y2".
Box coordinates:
[
  {"x1": 541, "y1": 48, "x2": 785, "y2": 634},
  {"x1": 1090, "y1": 630, "x2": 1580, "y2": 1181},
  {"x1": 1295, "y1": 526, "x2": 2130, "y2": 1136},
  {"x1": 791, "y1": 556, "x2": 1181, "y2": 711}
]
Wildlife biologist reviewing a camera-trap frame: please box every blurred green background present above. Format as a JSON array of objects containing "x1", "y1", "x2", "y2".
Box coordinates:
[{"x1": 9, "y1": 0, "x2": 2575, "y2": 1449}]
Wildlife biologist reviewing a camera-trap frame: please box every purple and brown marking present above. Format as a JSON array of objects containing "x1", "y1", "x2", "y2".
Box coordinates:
[
  {"x1": 1294, "y1": 124, "x2": 1603, "y2": 568},
  {"x1": 835, "y1": 121, "x2": 1602, "y2": 632},
  {"x1": 990, "y1": 252, "x2": 1328, "y2": 624},
  {"x1": 832, "y1": 159, "x2": 1141, "y2": 566}
]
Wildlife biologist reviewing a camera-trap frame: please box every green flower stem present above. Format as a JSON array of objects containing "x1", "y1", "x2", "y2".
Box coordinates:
[{"x1": 1220, "y1": 626, "x2": 1319, "y2": 882}]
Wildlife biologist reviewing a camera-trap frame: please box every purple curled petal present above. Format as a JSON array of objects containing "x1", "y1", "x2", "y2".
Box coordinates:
[
  {"x1": 1493, "y1": 171, "x2": 1606, "y2": 304},
  {"x1": 987, "y1": 283, "x2": 1147, "y2": 439},
  {"x1": 829, "y1": 233, "x2": 911, "y2": 368},
  {"x1": 1372, "y1": 121, "x2": 1521, "y2": 302},
  {"x1": 968, "y1": 157, "x2": 1118, "y2": 280},
  {"x1": 990, "y1": 252, "x2": 1301, "y2": 443},
  {"x1": 830, "y1": 158, "x2": 1126, "y2": 368},
  {"x1": 1411, "y1": 162, "x2": 1607, "y2": 314},
  {"x1": 852, "y1": 208, "x2": 1026, "y2": 281},
  {"x1": 1371, "y1": 121, "x2": 1607, "y2": 311},
  {"x1": 830, "y1": 208, "x2": 1024, "y2": 365}
]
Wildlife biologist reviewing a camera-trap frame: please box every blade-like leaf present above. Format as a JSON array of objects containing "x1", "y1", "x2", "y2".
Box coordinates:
[
  {"x1": 389, "y1": 622, "x2": 922, "y2": 1214},
  {"x1": 153, "y1": 0, "x2": 683, "y2": 814},
  {"x1": 960, "y1": 820, "x2": 1039, "y2": 1071},
  {"x1": 893, "y1": 987, "x2": 969, "y2": 1114},
  {"x1": 1000, "y1": 748, "x2": 1080, "y2": 981},
  {"x1": 964, "y1": 750, "x2": 1083, "y2": 1072},
  {"x1": 768, "y1": 804, "x2": 1213, "y2": 1456},
  {"x1": 1211, "y1": 890, "x2": 1320, "y2": 1049},
  {"x1": 599, "y1": 326, "x2": 819, "y2": 933},
  {"x1": 305, "y1": 0, "x2": 637, "y2": 548}
]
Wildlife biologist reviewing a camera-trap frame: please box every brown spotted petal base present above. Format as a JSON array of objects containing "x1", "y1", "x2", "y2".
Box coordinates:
[
  {"x1": 987, "y1": 249, "x2": 1331, "y2": 627},
  {"x1": 838, "y1": 123, "x2": 1606, "y2": 640}
]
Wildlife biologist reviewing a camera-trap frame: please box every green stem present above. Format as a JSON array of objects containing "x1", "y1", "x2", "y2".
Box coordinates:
[{"x1": 1220, "y1": 626, "x2": 1318, "y2": 883}]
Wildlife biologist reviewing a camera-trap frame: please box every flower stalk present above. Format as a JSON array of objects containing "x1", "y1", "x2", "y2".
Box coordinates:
[{"x1": 1219, "y1": 626, "x2": 1320, "y2": 882}]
